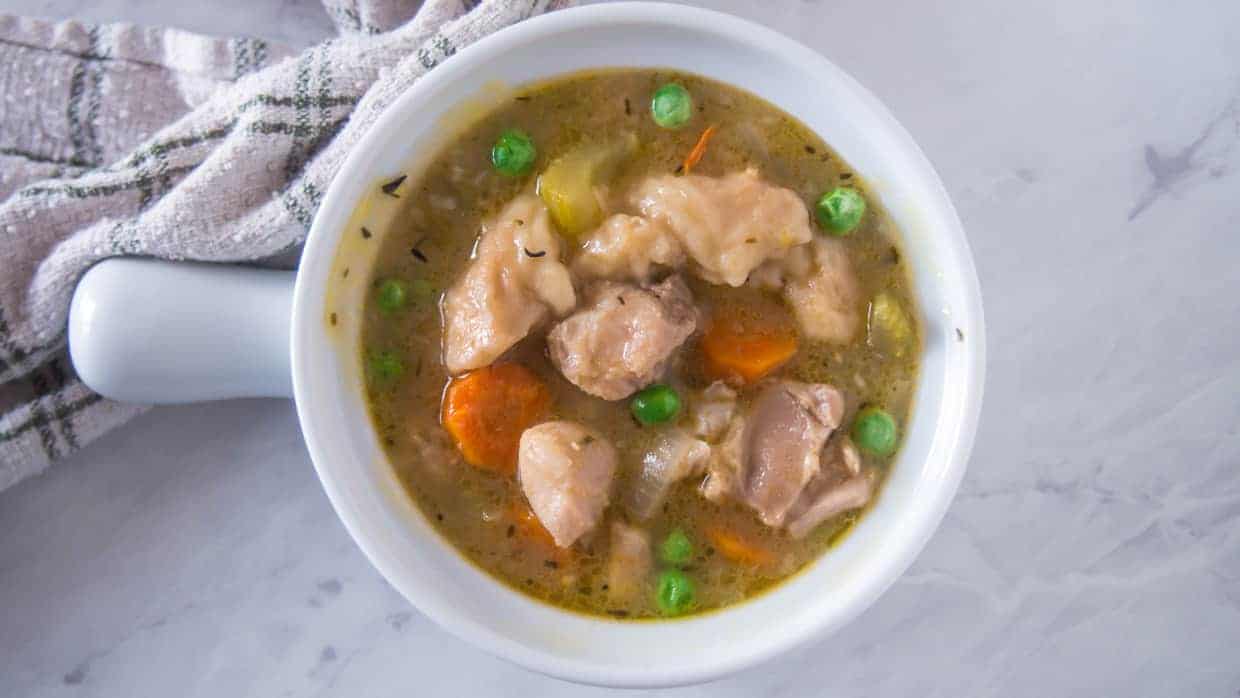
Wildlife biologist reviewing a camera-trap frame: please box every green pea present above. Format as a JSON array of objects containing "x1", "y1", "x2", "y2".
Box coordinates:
[
  {"x1": 368, "y1": 351, "x2": 405, "y2": 383},
  {"x1": 816, "y1": 187, "x2": 867, "y2": 235},
  {"x1": 650, "y1": 83, "x2": 692, "y2": 129},
  {"x1": 376, "y1": 279, "x2": 408, "y2": 313},
  {"x1": 655, "y1": 569, "x2": 695, "y2": 616},
  {"x1": 630, "y1": 384, "x2": 681, "y2": 425},
  {"x1": 491, "y1": 129, "x2": 537, "y2": 177},
  {"x1": 660, "y1": 529, "x2": 693, "y2": 567},
  {"x1": 853, "y1": 406, "x2": 899, "y2": 457}
]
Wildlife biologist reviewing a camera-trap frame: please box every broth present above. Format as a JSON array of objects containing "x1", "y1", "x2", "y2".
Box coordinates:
[{"x1": 357, "y1": 70, "x2": 919, "y2": 618}]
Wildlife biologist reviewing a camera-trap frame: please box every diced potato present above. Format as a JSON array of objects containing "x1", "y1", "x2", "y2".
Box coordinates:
[
  {"x1": 866, "y1": 292, "x2": 915, "y2": 358},
  {"x1": 537, "y1": 133, "x2": 638, "y2": 239}
]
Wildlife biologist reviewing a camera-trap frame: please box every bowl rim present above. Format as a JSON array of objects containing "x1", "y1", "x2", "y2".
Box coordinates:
[{"x1": 291, "y1": 1, "x2": 985, "y2": 687}]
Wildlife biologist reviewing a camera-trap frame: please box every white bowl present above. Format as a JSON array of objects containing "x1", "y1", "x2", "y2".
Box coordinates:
[
  {"x1": 292, "y1": 2, "x2": 984, "y2": 687},
  {"x1": 69, "y1": 1, "x2": 984, "y2": 688}
]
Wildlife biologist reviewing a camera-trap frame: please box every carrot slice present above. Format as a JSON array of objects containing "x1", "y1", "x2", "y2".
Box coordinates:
[
  {"x1": 441, "y1": 363, "x2": 550, "y2": 475},
  {"x1": 681, "y1": 124, "x2": 718, "y2": 174},
  {"x1": 706, "y1": 527, "x2": 774, "y2": 567},
  {"x1": 508, "y1": 500, "x2": 572, "y2": 562},
  {"x1": 700, "y1": 305, "x2": 798, "y2": 384},
  {"x1": 509, "y1": 500, "x2": 558, "y2": 548}
]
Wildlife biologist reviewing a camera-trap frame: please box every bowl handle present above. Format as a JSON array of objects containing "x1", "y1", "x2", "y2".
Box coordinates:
[{"x1": 68, "y1": 258, "x2": 295, "y2": 403}]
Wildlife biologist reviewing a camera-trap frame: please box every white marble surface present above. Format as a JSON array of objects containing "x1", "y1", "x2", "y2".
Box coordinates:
[{"x1": 3, "y1": 0, "x2": 1239, "y2": 695}]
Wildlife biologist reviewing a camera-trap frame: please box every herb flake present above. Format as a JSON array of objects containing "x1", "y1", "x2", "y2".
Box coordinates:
[
  {"x1": 381, "y1": 174, "x2": 407, "y2": 197},
  {"x1": 409, "y1": 235, "x2": 429, "y2": 262}
]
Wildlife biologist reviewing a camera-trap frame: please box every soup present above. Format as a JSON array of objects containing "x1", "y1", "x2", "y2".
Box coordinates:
[{"x1": 357, "y1": 70, "x2": 919, "y2": 619}]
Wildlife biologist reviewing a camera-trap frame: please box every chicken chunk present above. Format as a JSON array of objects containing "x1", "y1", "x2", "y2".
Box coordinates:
[
  {"x1": 690, "y1": 381, "x2": 737, "y2": 443},
  {"x1": 518, "y1": 422, "x2": 617, "y2": 548},
  {"x1": 750, "y1": 237, "x2": 861, "y2": 344},
  {"x1": 784, "y1": 474, "x2": 873, "y2": 539},
  {"x1": 701, "y1": 380, "x2": 846, "y2": 527},
  {"x1": 572, "y1": 214, "x2": 684, "y2": 281},
  {"x1": 442, "y1": 194, "x2": 576, "y2": 374},
  {"x1": 625, "y1": 428, "x2": 711, "y2": 520},
  {"x1": 572, "y1": 169, "x2": 812, "y2": 287},
  {"x1": 784, "y1": 439, "x2": 873, "y2": 539},
  {"x1": 408, "y1": 427, "x2": 462, "y2": 483},
  {"x1": 632, "y1": 169, "x2": 813, "y2": 286},
  {"x1": 605, "y1": 521, "x2": 652, "y2": 602},
  {"x1": 547, "y1": 275, "x2": 698, "y2": 400}
]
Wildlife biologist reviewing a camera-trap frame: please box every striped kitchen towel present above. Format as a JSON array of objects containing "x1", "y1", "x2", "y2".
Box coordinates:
[{"x1": 0, "y1": 0, "x2": 570, "y2": 492}]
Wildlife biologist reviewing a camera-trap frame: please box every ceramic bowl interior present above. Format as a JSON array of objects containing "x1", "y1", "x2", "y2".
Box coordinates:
[{"x1": 291, "y1": 2, "x2": 984, "y2": 687}]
